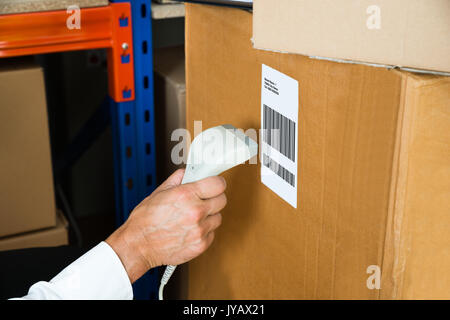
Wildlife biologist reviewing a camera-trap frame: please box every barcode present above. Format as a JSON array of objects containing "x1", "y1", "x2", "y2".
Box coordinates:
[
  {"x1": 263, "y1": 104, "x2": 296, "y2": 162},
  {"x1": 263, "y1": 154, "x2": 295, "y2": 187}
]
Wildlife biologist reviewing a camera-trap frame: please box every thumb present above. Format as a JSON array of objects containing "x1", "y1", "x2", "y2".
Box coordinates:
[{"x1": 155, "y1": 168, "x2": 185, "y2": 193}]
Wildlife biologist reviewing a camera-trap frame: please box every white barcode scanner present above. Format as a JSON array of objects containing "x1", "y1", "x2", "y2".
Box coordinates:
[{"x1": 158, "y1": 124, "x2": 258, "y2": 300}]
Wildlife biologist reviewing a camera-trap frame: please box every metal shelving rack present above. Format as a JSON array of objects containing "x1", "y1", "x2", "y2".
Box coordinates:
[{"x1": 0, "y1": 0, "x2": 159, "y2": 299}]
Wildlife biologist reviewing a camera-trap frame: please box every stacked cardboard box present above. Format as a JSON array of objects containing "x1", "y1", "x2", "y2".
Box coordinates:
[
  {"x1": 0, "y1": 58, "x2": 67, "y2": 250},
  {"x1": 254, "y1": 0, "x2": 450, "y2": 75},
  {"x1": 185, "y1": 3, "x2": 450, "y2": 299},
  {"x1": 0, "y1": 211, "x2": 68, "y2": 251}
]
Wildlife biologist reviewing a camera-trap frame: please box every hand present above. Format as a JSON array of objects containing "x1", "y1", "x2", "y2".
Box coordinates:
[{"x1": 106, "y1": 169, "x2": 227, "y2": 283}]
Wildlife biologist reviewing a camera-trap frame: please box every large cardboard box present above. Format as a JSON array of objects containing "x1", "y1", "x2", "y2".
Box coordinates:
[
  {"x1": 0, "y1": 58, "x2": 57, "y2": 237},
  {"x1": 185, "y1": 4, "x2": 450, "y2": 299},
  {"x1": 253, "y1": 0, "x2": 450, "y2": 74},
  {"x1": 0, "y1": 212, "x2": 68, "y2": 251}
]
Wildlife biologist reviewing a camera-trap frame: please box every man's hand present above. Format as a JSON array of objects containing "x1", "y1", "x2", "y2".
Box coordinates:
[{"x1": 106, "y1": 169, "x2": 227, "y2": 283}]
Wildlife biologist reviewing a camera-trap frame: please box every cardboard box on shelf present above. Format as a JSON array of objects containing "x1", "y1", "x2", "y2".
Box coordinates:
[
  {"x1": 0, "y1": 211, "x2": 68, "y2": 251},
  {"x1": 253, "y1": 0, "x2": 450, "y2": 75},
  {"x1": 185, "y1": 3, "x2": 450, "y2": 299},
  {"x1": 154, "y1": 45, "x2": 186, "y2": 181},
  {"x1": 0, "y1": 58, "x2": 57, "y2": 238}
]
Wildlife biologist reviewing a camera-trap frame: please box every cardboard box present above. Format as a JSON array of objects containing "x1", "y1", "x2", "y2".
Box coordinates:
[
  {"x1": 154, "y1": 45, "x2": 186, "y2": 180},
  {"x1": 185, "y1": 4, "x2": 450, "y2": 299},
  {"x1": 0, "y1": 212, "x2": 68, "y2": 251},
  {"x1": 0, "y1": 58, "x2": 57, "y2": 237},
  {"x1": 253, "y1": 0, "x2": 450, "y2": 75}
]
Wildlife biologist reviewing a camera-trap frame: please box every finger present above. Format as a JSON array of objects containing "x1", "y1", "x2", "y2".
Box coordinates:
[
  {"x1": 154, "y1": 168, "x2": 185, "y2": 193},
  {"x1": 194, "y1": 231, "x2": 216, "y2": 254},
  {"x1": 203, "y1": 193, "x2": 227, "y2": 216},
  {"x1": 190, "y1": 176, "x2": 226, "y2": 200},
  {"x1": 199, "y1": 213, "x2": 222, "y2": 236},
  {"x1": 201, "y1": 231, "x2": 215, "y2": 252}
]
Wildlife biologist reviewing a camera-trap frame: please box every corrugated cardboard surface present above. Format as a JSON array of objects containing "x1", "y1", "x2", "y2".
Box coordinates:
[
  {"x1": 253, "y1": 0, "x2": 450, "y2": 74},
  {"x1": 0, "y1": 211, "x2": 68, "y2": 251},
  {"x1": 381, "y1": 74, "x2": 450, "y2": 299},
  {"x1": 0, "y1": 58, "x2": 57, "y2": 237},
  {"x1": 185, "y1": 4, "x2": 450, "y2": 299}
]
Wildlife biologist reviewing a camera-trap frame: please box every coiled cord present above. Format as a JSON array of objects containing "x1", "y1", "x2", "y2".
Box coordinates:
[{"x1": 159, "y1": 265, "x2": 176, "y2": 300}]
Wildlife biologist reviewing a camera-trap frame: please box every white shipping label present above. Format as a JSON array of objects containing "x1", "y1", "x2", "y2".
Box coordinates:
[{"x1": 260, "y1": 64, "x2": 299, "y2": 208}]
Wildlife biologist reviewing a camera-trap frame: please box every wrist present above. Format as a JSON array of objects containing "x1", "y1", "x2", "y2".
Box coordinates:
[{"x1": 106, "y1": 225, "x2": 154, "y2": 284}]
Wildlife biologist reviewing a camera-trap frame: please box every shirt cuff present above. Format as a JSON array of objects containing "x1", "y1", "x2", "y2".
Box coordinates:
[{"x1": 28, "y1": 242, "x2": 133, "y2": 300}]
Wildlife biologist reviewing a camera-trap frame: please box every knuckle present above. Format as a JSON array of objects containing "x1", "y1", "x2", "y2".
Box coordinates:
[
  {"x1": 176, "y1": 185, "x2": 197, "y2": 202},
  {"x1": 174, "y1": 186, "x2": 189, "y2": 199},
  {"x1": 192, "y1": 227, "x2": 204, "y2": 240},
  {"x1": 188, "y1": 205, "x2": 205, "y2": 222}
]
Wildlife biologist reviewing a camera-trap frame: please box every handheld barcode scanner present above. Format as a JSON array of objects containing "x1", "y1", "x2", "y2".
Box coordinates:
[{"x1": 159, "y1": 124, "x2": 258, "y2": 300}]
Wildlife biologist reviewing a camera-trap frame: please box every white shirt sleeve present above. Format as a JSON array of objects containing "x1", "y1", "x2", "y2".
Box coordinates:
[{"x1": 10, "y1": 241, "x2": 133, "y2": 300}]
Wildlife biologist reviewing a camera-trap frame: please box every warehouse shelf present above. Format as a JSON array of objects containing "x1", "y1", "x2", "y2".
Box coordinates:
[
  {"x1": 0, "y1": 3, "x2": 135, "y2": 102},
  {"x1": 0, "y1": 0, "x2": 159, "y2": 300}
]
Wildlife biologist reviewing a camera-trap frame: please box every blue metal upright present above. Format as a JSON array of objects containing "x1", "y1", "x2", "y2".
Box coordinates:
[{"x1": 109, "y1": 0, "x2": 159, "y2": 300}]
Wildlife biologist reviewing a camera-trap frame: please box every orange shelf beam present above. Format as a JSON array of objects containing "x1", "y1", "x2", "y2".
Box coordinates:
[{"x1": 0, "y1": 3, "x2": 134, "y2": 102}]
